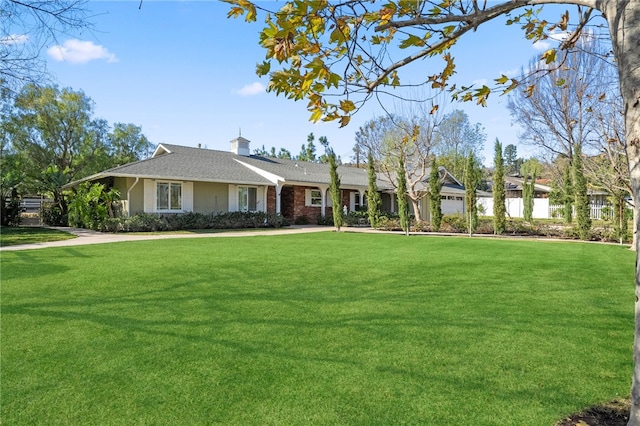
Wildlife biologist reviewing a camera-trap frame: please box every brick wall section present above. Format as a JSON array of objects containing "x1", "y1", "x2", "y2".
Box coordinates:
[
  {"x1": 278, "y1": 185, "x2": 340, "y2": 224},
  {"x1": 267, "y1": 186, "x2": 276, "y2": 214},
  {"x1": 293, "y1": 186, "x2": 322, "y2": 223}
]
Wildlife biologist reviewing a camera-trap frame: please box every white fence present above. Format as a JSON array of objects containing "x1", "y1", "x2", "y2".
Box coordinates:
[
  {"x1": 19, "y1": 197, "x2": 53, "y2": 212},
  {"x1": 478, "y1": 197, "x2": 609, "y2": 220}
]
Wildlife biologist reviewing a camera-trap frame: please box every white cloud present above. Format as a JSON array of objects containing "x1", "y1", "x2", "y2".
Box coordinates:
[
  {"x1": 501, "y1": 68, "x2": 520, "y2": 77},
  {"x1": 533, "y1": 31, "x2": 570, "y2": 51},
  {"x1": 237, "y1": 82, "x2": 265, "y2": 96},
  {"x1": 0, "y1": 34, "x2": 28, "y2": 45},
  {"x1": 47, "y1": 39, "x2": 117, "y2": 64},
  {"x1": 533, "y1": 40, "x2": 551, "y2": 51}
]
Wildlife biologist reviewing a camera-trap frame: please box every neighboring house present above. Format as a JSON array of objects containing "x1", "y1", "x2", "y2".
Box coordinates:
[
  {"x1": 479, "y1": 176, "x2": 611, "y2": 219},
  {"x1": 502, "y1": 176, "x2": 552, "y2": 199},
  {"x1": 63, "y1": 137, "x2": 466, "y2": 223}
]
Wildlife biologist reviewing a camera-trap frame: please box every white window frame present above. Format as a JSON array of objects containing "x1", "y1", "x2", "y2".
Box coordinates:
[
  {"x1": 310, "y1": 189, "x2": 322, "y2": 207},
  {"x1": 157, "y1": 181, "x2": 182, "y2": 212},
  {"x1": 238, "y1": 186, "x2": 258, "y2": 212}
]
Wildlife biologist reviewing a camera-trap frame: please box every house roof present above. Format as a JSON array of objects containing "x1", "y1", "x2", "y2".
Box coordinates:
[
  {"x1": 503, "y1": 176, "x2": 552, "y2": 193},
  {"x1": 64, "y1": 142, "x2": 469, "y2": 194},
  {"x1": 64, "y1": 144, "x2": 274, "y2": 188},
  {"x1": 235, "y1": 154, "x2": 380, "y2": 188}
]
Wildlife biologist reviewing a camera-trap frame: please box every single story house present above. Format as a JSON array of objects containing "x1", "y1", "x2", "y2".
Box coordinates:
[
  {"x1": 64, "y1": 137, "x2": 466, "y2": 223},
  {"x1": 479, "y1": 175, "x2": 611, "y2": 219}
]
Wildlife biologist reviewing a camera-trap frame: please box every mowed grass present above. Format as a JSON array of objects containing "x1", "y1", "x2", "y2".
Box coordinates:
[
  {"x1": 0, "y1": 226, "x2": 76, "y2": 246},
  {"x1": 1, "y1": 233, "x2": 634, "y2": 425}
]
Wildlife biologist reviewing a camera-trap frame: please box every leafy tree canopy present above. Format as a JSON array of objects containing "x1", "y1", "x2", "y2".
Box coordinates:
[
  {"x1": 2, "y1": 84, "x2": 152, "y2": 208},
  {"x1": 225, "y1": 0, "x2": 623, "y2": 127}
]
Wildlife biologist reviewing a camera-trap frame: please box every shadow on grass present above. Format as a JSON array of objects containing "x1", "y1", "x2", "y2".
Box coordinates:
[{"x1": 0, "y1": 226, "x2": 76, "y2": 246}]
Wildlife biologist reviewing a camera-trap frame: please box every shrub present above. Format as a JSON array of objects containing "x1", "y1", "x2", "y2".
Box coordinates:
[
  {"x1": 125, "y1": 213, "x2": 168, "y2": 232},
  {"x1": 294, "y1": 215, "x2": 309, "y2": 225},
  {"x1": 102, "y1": 218, "x2": 126, "y2": 233},
  {"x1": 474, "y1": 218, "x2": 494, "y2": 234},
  {"x1": 343, "y1": 210, "x2": 368, "y2": 227},
  {"x1": 113, "y1": 211, "x2": 289, "y2": 233},
  {"x1": 1, "y1": 192, "x2": 23, "y2": 226},
  {"x1": 165, "y1": 212, "x2": 212, "y2": 230},
  {"x1": 440, "y1": 214, "x2": 466, "y2": 233},
  {"x1": 41, "y1": 203, "x2": 68, "y2": 226},
  {"x1": 316, "y1": 215, "x2": 334, "y2": 226},
  {"x1": 266, "y1": 213, "x2": 288, "y2": 228}
]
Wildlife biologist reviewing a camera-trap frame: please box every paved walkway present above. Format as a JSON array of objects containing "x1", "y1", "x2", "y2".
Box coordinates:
[
  {"x1": 2, "y1": 224, "x2": 621, "y2": 252},
  {"x1": 0, "y1": 225, "x2": 337, "y2": 251}
]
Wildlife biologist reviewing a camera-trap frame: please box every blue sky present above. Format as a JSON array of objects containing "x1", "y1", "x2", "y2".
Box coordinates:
[{"x1": 42, "y1": 1, "x2": 565, "y2": 164}]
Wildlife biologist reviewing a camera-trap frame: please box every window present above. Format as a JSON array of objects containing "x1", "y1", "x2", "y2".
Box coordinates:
[
  {"x1": 310, "y1": 189, "x2": 322, "y2": 207},
  {"x1": 157, "y1": 182, "x2": 182, "y2": 211},
  {"x1": 238, "y1": 186, "x2": 257, "y2": 211}
]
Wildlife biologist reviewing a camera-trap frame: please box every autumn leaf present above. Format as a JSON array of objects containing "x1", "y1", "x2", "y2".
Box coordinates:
[
  {"x1": 256, "y1": 61, "x2": 271, "y2": 76},
  {"x1": 339, "y1": 115, "x2": 351, "y2": 127},
  {"x1": 541, "y1": 48, "x2": 556, "y2": 64},
  {"x1": 524, "y1": 85, "x2": 535, "y2": 98},
  {"x1": 310, "y1": 107, "x2": 323, "y2": 123},
  {"x1": 339, "y1": 99, "x2": 356, "y2": 113},
  {"x1": 559, "y1": 10, "x2": 569, "y2": 31},
  {"x1": 399, "y1": 34, "x2": 426, "y2": 49},
  {"x1": 495, "y1": 74, "x2": 509, "y2": 85},
  {"x1": 379, "y1": 5, "x2": 396, "y2": 22}
]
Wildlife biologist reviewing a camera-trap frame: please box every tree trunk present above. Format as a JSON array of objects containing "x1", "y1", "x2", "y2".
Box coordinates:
[
  {"x1": 604, "y1": 2, "x2": 640, "y2": 424},
  {"x1": 410, "y1": 197, "x2": 422, "y2": 223},
  {"x1": 632, "y1": 195, "x2": 637, "y2": 251}
]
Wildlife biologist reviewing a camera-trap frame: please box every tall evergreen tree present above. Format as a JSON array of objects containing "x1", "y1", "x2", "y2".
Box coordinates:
[
  {"x1": 297, "y1": 133, "x2": 317, "y2": 162},
  {"x1": 572, "y1": 144, "x2": 591, "y2": 240},
  {"x1": 522, "y1": 176, "x2": 534, "y2": 222},
  {"x1": 366, "y1": 151, "x2": 381, "y2": 228},
  {"x1": 396, "y1": 156, "x2": 410, "y2": 235},
  {"x1": 562, "y1": 165, "x2": 574, "y2": 224},
  {"x1": 464, "y1": 152, "x2": 480, "y2": 236},
  {"x1": 328, "y1": 151, "x2": 343, "y2": 231},
  {"x1": 520, "y1": 159, "x2": 541, "y2": 223},
  {"x1": 492, "y1": 139, "x2": 506, "y2": 234},
  {"x1": 428, "y1": 157, "x2": 443, "y2": 232},
  {"x1": 503, "y1": 144, "x2": 521, "y2": 176}
]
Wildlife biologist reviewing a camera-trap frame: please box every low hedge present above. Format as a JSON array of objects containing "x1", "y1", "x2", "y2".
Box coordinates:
[{"x1": 101, "y1": 211, "x2": 289, "y2": 233}]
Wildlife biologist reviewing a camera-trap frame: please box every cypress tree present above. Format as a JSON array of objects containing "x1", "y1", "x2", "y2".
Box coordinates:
[
  {"x1": 492, "y1": 139, "x2": 506, "y2": 234},
  {"x1": 397, "y1": 156, "x2": 410, "y2": 235},
  {"x1": 520, "y1": 158, "x2": 540, "y2": 223},
  {"x1": 428, "y1": 157, "x2": 443, "y2": 232},
  {"x1": 328, "y1": 152, "x2": 343, "y2": 231},
  {"x1": 562, "y1": 165, "x2": 573, "y2": 224},
  {"x1": 572, "y1": 144, "x2": 591, "y2": 240},
  {"x1": 464, "y1": 152, "x2": 479, "y2": 235},
  {"x1": 366, "y1": 151, "x2": 382, "y2": 228}
]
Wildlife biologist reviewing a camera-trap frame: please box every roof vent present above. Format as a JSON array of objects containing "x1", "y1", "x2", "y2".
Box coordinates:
[{"x1": 230, "y1": 136, "x2": 251, "y2": 156}]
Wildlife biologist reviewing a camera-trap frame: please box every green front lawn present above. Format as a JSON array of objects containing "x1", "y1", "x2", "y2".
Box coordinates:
[
  {"x1": 0, "y1": 226, "x2": 77, "y2": 247},
  {"x1": 1, "y1": 233, "x2": 634, "y2": 425}
]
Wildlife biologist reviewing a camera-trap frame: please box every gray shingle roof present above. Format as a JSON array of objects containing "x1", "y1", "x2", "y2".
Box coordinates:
[
  {"x1": 64, "y1": 143, "x2": 466, "y2": 194},
  {"x1": 66, "y1": 144, "x2": 273, "y2": 187},
  {"x1": 236, "y1": 155, "x2": 374, "y2": 188}
]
